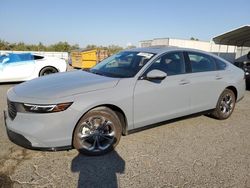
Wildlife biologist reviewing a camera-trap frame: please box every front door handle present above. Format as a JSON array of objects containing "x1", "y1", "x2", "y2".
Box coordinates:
[{"x1": 179, "y1": 79, "x2": 190, "y2": 85}]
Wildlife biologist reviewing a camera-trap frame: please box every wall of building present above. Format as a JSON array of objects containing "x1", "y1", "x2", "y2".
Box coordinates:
[
  {"x1": 152, "y1": 38, "x2": 169, "y2": 46},
  {"x1": 139, "y1": 38, "x2": 236, "y2": 52},
  {"x1": 168, "y1": 39, "x2": 210, "y2": 51},
  {"x1": 140, "y1": 40, "x2": 153, "y2": 48},
  {"x1": 236, "y1": 47, "x2": 250, "y2": 58},
  {"x1": 139, "y1": 38, "x2": 237, "y2": 62},
  {"x1": 169, "y1": 38, "x2": 235, "y2": 53}
]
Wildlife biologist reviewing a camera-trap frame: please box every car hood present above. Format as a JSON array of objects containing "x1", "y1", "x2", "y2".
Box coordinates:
[{"x1": 14, "y1": 70, "x2": 120, "y2": 99}]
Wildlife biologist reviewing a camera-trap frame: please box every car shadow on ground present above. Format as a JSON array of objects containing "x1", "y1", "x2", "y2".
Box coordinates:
[
  {"x1": 0, "y1": 81, "x2": 23, "y2": 85},
  {"x1": 71, "y1": 150, "x2": 125, "y2": 188}
]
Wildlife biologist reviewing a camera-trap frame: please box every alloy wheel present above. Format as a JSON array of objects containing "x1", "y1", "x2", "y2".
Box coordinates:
[
  {"x1": 219, "y1": 93, "x2": 234, "y2": 116},
  {"x1": 77, "y1": 116, "x2": 115, "y2": 152}
]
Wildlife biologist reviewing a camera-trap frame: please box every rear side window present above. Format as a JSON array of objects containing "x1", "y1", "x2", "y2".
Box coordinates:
[
  {"x1": 187, "y1": 52, "x2": 216, "y2": 73},
  {"x1": 214, "y1": 57, "x2": 227, "y2": 70},
  {"x1": 34, "y1": 55, "x2": 44, "y2": 60}
]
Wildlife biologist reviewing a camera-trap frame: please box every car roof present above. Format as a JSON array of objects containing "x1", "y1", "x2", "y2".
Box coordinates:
[
  {"x1": 124, "y1": 46, "x2": 231, "y2": 63},
  {"x1": 126, "y1": 46, "x2": 179, "y2": 54}
]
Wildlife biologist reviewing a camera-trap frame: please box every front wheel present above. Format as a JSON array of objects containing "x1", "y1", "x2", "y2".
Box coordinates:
[
  {"x1": 73, "y1": 107, "x2": 122, "y2": 156},
  {"x1": 211, "y1": 89, "x2": 236, "y2": 120}
]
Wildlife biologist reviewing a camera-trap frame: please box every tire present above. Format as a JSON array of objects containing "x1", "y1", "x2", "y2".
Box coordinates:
[
  {"x1": 73, "y1": 107, "x2": 122, "y2": 156},
  {"x1": 39, "y1": 66, "x2": 58, "y2": 76},
  {"x1": 211, "y1": 89, "x2": 236, "y2": 120}
]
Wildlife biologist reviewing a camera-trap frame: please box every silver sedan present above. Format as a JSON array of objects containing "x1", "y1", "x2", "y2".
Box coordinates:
[{"x1": 4, "y1": 47, "x2": 245, "y2": 155}]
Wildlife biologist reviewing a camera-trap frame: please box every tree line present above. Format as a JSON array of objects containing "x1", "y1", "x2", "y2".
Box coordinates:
[{"x1": 0, "y1": 40, "x2": 135, "y2": 54}]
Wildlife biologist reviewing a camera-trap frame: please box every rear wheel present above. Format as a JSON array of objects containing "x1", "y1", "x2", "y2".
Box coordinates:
[
  {"x1": 211, "y1": 89, "x2": 236, "y2": 120},
  {"x1": 73, "y1": 107, "x2": 122, "y2": 156},
  {"x1": 39, "y1": 66, "x2": 58, "y2": 76}
]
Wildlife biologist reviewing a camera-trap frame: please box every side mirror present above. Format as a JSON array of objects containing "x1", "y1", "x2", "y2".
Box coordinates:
[{"x1": 145, "y1": 69, "x2": 167, "y2": 80}]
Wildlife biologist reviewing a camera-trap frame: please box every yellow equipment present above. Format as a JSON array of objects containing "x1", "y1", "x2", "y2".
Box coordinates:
[{"x1": 70, "y1": 49, "x2": 109, "y2": 69}]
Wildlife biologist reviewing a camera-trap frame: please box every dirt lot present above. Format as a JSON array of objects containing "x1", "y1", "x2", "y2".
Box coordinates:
[{"x1": 0, "y1": 82, "x2": 250, "y2": 188}]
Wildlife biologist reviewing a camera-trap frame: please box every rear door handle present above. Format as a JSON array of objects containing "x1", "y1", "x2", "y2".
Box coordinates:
[{"x1": 179, "y1": 79, "x2": 190, "y2": 85}]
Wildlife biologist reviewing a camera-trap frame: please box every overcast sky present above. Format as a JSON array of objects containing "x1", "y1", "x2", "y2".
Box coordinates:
[{"x1": 0, "y1": 0, "x2": 249, "y2": 47}]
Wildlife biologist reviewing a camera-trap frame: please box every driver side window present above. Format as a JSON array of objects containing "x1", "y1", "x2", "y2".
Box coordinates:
[{"x1": 145, "y1": 52, "x2": 185, "y2": 76}]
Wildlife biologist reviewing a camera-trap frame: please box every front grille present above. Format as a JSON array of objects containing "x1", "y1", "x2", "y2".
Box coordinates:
[{"x1": 7, "y1": 100, "x2": 17, "y2": 120}]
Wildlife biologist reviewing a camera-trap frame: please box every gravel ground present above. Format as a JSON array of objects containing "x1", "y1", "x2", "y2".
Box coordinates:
[{"x1": 0, "y1": 81, "x2": 250, "y2": 188}]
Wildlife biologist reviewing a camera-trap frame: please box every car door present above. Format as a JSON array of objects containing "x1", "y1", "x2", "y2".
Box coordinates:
[
  {"x1": 0, "y1": 54, "x2": 35, "y2": 82},
  {"x1": 0, "y1": 55, "x2": 7, "y2": 79},
  {"x1": 184, "y1": 51, "x2": 225, "y2": 113},
  {"x1": 133, "y1": 51, "x2": 191, "y2": 128}
]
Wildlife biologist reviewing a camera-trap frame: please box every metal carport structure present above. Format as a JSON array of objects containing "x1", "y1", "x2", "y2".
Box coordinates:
[
  {"x1": 213, "y1": 25, "x2": 250, "y2": 58},
  {"x1": 213, "y1": 25, "x2": 250, "y2": 47}
]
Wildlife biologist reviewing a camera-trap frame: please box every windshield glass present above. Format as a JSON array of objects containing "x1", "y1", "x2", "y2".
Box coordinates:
[{"x1": 89, "y1": 51, "x2": 155, "y2": 78}]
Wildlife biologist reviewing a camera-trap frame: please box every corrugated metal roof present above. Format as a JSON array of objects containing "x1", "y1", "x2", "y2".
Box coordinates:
[{"x1": 213, "y1": 25, "x2": 250, "y2": 47}]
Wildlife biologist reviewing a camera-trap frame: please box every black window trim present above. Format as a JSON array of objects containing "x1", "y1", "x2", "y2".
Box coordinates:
[{"x1": 183, "y1": 51, "x2": 192, "y2": 73}]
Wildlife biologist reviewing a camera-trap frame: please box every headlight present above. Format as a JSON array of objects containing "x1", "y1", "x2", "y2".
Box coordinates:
[{"x1": 23, "y1": 102, "x2": 73, "y2": 113}]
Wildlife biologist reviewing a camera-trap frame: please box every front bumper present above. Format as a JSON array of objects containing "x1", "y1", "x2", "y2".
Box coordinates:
[
  {"x1": 4, "y1": 110, "x2": 33, "y2": 149},
  {"x1": 3, "y1": 107, "x2": 79, "y2": 151},
  {"x1": 4, "y1": 110, "x2": 72, "y2": 151}
]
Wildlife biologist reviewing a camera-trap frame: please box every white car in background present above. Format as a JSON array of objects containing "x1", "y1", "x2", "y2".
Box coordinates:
[{"x1": 0, "y1": 53, "x2": 67, "y2": 82}]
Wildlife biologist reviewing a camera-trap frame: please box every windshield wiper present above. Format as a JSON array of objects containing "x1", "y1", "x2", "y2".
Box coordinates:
[
  {"x1": 90, "y1": 69, "x2": 127, "y2": 78},
  {"x1": 90, "y1": 70, "x2": 105, "y2": 76}
]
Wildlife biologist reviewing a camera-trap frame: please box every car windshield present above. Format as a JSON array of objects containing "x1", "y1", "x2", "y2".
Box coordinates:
[
  {"x1": 89, "y1": 51, "x2": 155, "y2": 78},
  {"x1": 0, "y1": 53, "x2": 34, "y2": 64}
]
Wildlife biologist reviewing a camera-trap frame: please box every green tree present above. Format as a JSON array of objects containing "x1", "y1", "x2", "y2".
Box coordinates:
[
  {"x1": 107, "y1": 45, "x2": 123, "y2": 54},
  {"x1": 85, "y1": 44, "x2": 97, "y2": 50},
  {"x1": 49, "y1": 41, "x2": 71, "y2": 52},
  {"x1": 70, "y1": 44, "x2": 80, "y2": 51},
  {"x1": 0, "y1": 40, "x2": 10, "y2": 50},
  {"x1": 37, "y1": 42, "x2": 46, "y2": 51},
  {"x1": 0, "y1": 39, "x2": 125, "y2": 54},
  {"x1": 13, "y1": 42, "x2": 27, "y2": 51},
  {"x1": 190, "y1": 37, "x2": 199, "y2": 41}
]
